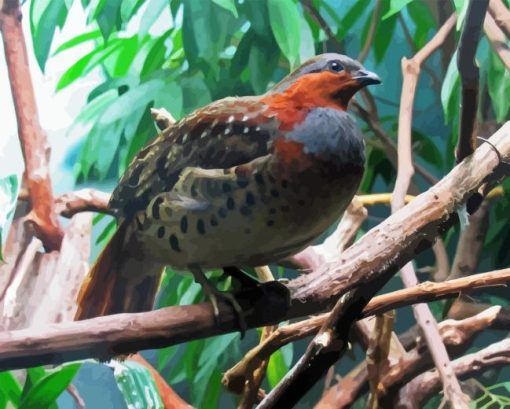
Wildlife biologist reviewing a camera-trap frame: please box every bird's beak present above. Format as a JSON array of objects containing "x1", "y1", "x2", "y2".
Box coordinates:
[{"x1": 353, "y1": 69, "x2": 381, "y2": 86}]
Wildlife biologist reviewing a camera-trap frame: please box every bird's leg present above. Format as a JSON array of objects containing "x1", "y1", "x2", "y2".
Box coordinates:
[
  {"x1": 221, "y1": 266, "x2": 260, "y2": 291},
  {"x1": 189, "y1": 265, "x2": 247, "y2": 336}
]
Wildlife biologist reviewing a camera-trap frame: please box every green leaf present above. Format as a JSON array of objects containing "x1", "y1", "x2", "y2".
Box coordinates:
[
  {"x1": 120, "y1": 0, "x2": 144, "y2": 22},
  {"x1": 407, "y1": 1, "x2": 436, "y2": 49},
  {"x1": 139, "y1": 0, "x2": 170, "y2": 37},
  {"x1": 154, "y1": 81, "x2": 183, "y2": 120},
  {"x1": 337, "y1": 0, "x2": 371, "y2": 40},
  {"x1": 382, "y1": 0, "x2": 413, "y2": 20},
  {"x1": 105, "y1": 36, "x2": 141, "y2": 77},
  {"x1": 0, "y1": 371, "x2": 22, "y2": 407},
  {"x1": 0, "y1": 175, "x2": 18, "y2": 262},
  {"x1": 95, "y1": 0, "x2": 122, "y2": 41},
  {"x1": 248, "y1": 40, "x2": 278, "y2": 94},
  {"x1": 193, "y1": 333, "x2": 239, "y2": 406},
  {"x1": 440, "y1": 51, "x2": 460, "y2": 123},
  {"x1": 53, "y1": 30, "x2": 102, "y2": 55},
  {"x1": 212, "y1": 0, "x2": 238, "y2": 18},
  {"x1": 373, "y1": 14, "x2": 397, "y2": 63},
  {"x1": 487, "y1": 50, "x2": 510, "y2": 122},
  {"x1": 95, "y1": 219, "x2": 117, "y2": 244},
  {"x1": 453, "y1": 0, "x2": 468, "y2": 30},
  {"x1": 30, "y1": 0, "x2": 68, "y2": 71},
  {"x1": 56, "y1": 41, "x2": 123, "y2": 90},
  {"x1": 141, "y1": 30, "x2": 173, "y2": 77},
  {"x1": 267, "y1": 348, "x2": 289, "y2": 388},
  {"x1": 299, "y1": 16, "x2": 315, "y2": 62},
  {"x1": 108, "y1": 360, "x2": 164, "y2": 409},
  {"x1": 19, "y1": 364, "x2": 81, "y2": 409},
  {"x1": 267, "y1": 0, "x2": 301, "y2": 68}
]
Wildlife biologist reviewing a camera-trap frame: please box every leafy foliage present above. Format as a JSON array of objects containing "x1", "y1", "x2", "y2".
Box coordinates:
[
  {"x1": 0, "y1": 175, "x2": 18, "y2": 262},
  {"x1": 19, "y1": 0, "x2": 510, "y2": 407},
  {"x1": 0, "y1": 364, "x2": 81, "y2": 409}
]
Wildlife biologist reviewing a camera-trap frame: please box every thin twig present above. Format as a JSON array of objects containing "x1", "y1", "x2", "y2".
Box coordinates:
[
  {"x1": 299, "y1": 0, "x2": 342, "y2": 51},
  {"x1": 358, "y1": 0, "x2": 382, "y2": 63},
  {"x1": 66, "y1": 384, "x2": 85, "y2": 409},
  {"x1": 484, "y1": 13, "x2": 510, "y2": 70},
  {"x1": 223, "y1": 268, "x2": 510, "y2": 394},
  {"x1": 392, "y1": 12, "x2": 467, "y2": 408},
  {"x1": 488, "y1": 0, "x2": 510, "y2": 38},
  {"x1": 397, "y1": 337, "x2": 510, "y2": 407}
]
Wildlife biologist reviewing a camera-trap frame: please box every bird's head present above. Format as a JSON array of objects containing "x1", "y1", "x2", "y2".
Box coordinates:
[{"x1": 267, "y1": 53, "x2": 381, "y2": 110}]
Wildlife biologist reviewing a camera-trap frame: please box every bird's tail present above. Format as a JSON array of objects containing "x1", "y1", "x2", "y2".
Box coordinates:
[{"x1": 75, "y1": 221, "x2": 164, "y2": 320}]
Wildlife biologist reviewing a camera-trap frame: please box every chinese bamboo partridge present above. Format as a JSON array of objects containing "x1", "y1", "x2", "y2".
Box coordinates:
[{"x1": 75, "y1": 53, "x2": 381, "y2": 323}]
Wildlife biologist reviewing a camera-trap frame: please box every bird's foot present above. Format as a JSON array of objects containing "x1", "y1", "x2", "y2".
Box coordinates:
[{"x1": 206, "y1": 288, "x2": 247, "y2": 338}]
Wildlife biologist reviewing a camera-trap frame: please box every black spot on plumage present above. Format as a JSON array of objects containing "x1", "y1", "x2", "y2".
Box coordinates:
[
  {"x1": 180, "y1": 216, "x2": 188, "y2": 233},
  {"x1": 227, "y1": 197, "x2": 235, "y2": 210},
  {"x1": 157, "y1": 226, "x2": 165, "y2": 238},
  {"x1": 127, "y1": 165, "x2": 144, "y2": 187},
  {"x1": 169, "y1": 234, "x2": 181, "y2": 252},
  {"x1": 298, "y1": 199, "x2": 306, "y2": 206},
  {"x1": 280, "y1": 205, "x2": 290, "y2": 212},
  {"x1": 269, "y1": 208, "x2": 276, "y2": 214},
  {"x1": 246, "y1": 192, "x2": 256, "y2": 206},
  {"x1": 281, "y1": 180, "x2": 289, "y2": 189},
  {"x1": 151, "y1": 197, "x2": 164, "y2": 219},
  {"x1": 270, "y1": 189, "x2": 280, "y2": 198},
  {"x1": 218, "y1": 207, "x2": 227, "y2": 218},
  {"x1": 237, "y1": 179, "x2": 249, "y2": 188},
  {"x1": 255, "y1": 173, "x2": 265, "y2": 186},
  {"x1": 222, "y1": 183, "x2": 232, "y2": 193},
  {"x1": 267, "y1": 220, "x2": 275, "y2": 227},
  {"x1": 156, "y1": 156, "x2": 167, "y2": 178},
  {"x1": 240, "y1": 206, "x2": 252, "y2": 216},
  {"x1": 268, "y1": 174, "x2": 277, "y2": 184},
  {"x1": 197, "y1": 219, "x2": 206, "y2": 235},
  {"x1": 210, "y1": 215, "x2": 218, "y2": 226}
]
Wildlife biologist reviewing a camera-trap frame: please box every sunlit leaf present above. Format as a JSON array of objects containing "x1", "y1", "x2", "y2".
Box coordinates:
[
  {"x1": 374, "y1": 13, "x2": 397, "y2": 63},
  {"x1": 440, "y1": 51, "x2": 460, "y2": 123},
  {"x1": 382, "y1": 0, "x2": 413, "y2": 19},
  {"x1": 120, "y1": 0, "x2": 145, "y2": 22},
  {"x1": 268, "y1": 0, "x2": 301, "y2": 68},
  {"x1": 212, "y1": 0, "x2": 239, "y2": 18},
  {"x1": 453, "y1": 0, "x2": 468, "y2": 31},
  {"x1": 139, "y1": 0, "x2": 170, "y2": 37},
  {"x1": 53, "y1": 30, "x2": 102, "y2": 55},
  {"x1": 19, "y1": 364, "x2": 81, "y2": 409},
  {"x1": 267, "y1": 347, "x2": 289, "y2": 388},
  {"x1": 407, "y1": 0, "x2": 436, "y2": 49},
  {"x1": 337, "y1": 0, "x2": 371, "y2": 40},
  {"x1": 30, "y1": 0, "x2": 68, "y2": 71},
  {"x1": 487, "y1": 50, "x2": 510, "y2": 122},
  {"x1": 0, "y1": 371, "x2": 22, "y2": 408}
]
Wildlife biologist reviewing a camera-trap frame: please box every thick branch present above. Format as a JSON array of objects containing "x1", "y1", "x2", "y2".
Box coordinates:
[
  {"x1": 54, "y1": 189, "x2": 113, "y2": 218},
  {"x1": 0, "y1": 0, "x2": 63, "y2": 250},
  {"x1": 0, "y1": 123, "x2": 507, "y2": 370},
  {"x1": 456, "y1": 0, "x2": 489, "y2": 162}
]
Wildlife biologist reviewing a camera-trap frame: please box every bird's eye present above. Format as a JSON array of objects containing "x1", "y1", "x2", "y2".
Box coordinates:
[{"x1": 329, "y1": 61, "x2": 344, "y2": 73}]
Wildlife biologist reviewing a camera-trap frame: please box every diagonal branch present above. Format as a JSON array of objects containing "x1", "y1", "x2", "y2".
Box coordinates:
[
  {"x1": 488, "y1": 0, "x2": 510, "y2": 38},
  {"x1": 0, "y1": 122, "x2": 507, "y2": 371}
]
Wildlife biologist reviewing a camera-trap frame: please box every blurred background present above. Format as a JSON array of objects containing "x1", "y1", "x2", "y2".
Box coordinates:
[{"x1": 1, "y1": 0, "x2": 509, "y2": 408}]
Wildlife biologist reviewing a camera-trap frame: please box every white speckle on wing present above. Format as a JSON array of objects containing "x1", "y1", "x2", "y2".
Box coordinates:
[
  {"x1": 242, "y1": 115, "x2": 248, "y2": 122},
  {"x1": 243, "y1": 127, "x2": 249, "y2": 134},
  {"x1": 227, "y1": 115, "x2": 235, "y2": 123},
  {"x1": 255, "y1": 126, "x2": 261, "y2": 131},
  {"x1": 182, "y1": 133, "x2": 189, "y2": 143},
  {"x1": 201, "y1": 130, "x2": 208, "y2": 139},
  {"x1": 224, "y1": 125, "x2": 231, "y2": 135}
]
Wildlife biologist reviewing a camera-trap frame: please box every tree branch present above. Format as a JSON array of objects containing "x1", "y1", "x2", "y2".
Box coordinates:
[
  {"x1": 456, "y1": 0, "x2": 489, "y2": 162},
  {"x1": 0, "y1": 123, "x2": 507, "y2": 371},
  {"x1": 484, "y1": 13, "x2": 510, "y2": 70},
  {"x1": 488, "y1": 0, "x2": 510, "y2": 38},
  {"x1": 358, "y1": 0, "x2": 382, "y2": 63},
  {"x1": 0, "y1": 0, "x2": 63, "y2": 250},
  {"x1": 397, "y1": 337, "x2": 510, "y2": 407}
]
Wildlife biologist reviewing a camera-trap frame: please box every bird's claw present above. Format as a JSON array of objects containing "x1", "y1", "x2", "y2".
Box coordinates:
[{"x1": 208, "y1": 290, "x2": 247, "y2": 338}]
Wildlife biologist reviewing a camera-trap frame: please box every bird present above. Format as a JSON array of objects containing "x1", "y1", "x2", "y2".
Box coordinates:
[{"x1": 74, "y1": 53, "x2": 381, "y2": 324}]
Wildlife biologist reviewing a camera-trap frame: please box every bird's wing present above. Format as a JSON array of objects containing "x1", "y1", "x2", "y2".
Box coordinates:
[{"x1": 110, "y1": 96, "x2": 278, "y2": 217}]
